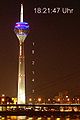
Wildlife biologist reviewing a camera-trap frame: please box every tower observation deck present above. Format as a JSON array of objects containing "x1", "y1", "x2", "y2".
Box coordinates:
[{"x1": 14, "y1": 4, "x2": 29, "y2": 104}]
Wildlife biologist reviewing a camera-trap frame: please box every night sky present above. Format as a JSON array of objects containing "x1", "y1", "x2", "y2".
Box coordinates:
[{"x1": 0, "y1": 0, "x2": 80, "y2": 98}]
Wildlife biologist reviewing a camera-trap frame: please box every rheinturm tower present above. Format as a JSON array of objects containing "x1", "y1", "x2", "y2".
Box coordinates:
[{"x1": 14, "y1": 4, "x2": 29, "y2": 104}]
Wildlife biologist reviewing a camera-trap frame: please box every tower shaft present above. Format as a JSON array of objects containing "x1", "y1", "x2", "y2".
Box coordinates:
[{"x1": 18, "y1": 42, "x2": 25, "y2": 104}]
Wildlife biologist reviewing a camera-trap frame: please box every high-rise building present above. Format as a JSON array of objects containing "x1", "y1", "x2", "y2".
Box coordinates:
[{"x1": 14, "y1": 4, "x2": 29, "y2": 104}]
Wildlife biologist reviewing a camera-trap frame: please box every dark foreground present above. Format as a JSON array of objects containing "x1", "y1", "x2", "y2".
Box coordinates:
[{"x1": 0, "y1": 111, "x2": 80, "y2": 117}]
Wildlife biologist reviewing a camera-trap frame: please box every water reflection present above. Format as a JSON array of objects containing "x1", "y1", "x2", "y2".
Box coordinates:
[
  {"x1": 17, "y1": 116, "x2": 26, "y2": 120},
  {"x1": 56, "y1": 118, "x2": 60, "y2": 120},
  {"x1": 27, "y1": 118, "x2": 33, "y2": 120},
  {"x1": 0, "y1": 116, "x2": 80, "y2": 120},
  {"x1": 66, "y1": 118, "x2": 70, "y2": 120}
]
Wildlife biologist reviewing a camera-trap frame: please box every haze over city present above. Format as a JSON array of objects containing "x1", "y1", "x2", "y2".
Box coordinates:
[{"x1": 0, "y1": 0, "x2": 80, "y2": 98}]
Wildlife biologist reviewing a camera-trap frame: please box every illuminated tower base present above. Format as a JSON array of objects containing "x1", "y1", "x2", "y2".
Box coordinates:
[{"x1": 14, "y1": 4, "x2": 29, "y2": 104}]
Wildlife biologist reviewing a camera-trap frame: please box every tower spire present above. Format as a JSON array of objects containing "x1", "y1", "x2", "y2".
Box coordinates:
[{"x1": 20, "y1": 4, "x2": 23, "y2": 22}]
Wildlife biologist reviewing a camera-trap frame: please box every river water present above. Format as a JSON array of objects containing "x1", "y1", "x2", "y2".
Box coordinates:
[{"x1": 0, "y1": 116, "x2": 80, "y2": 120}]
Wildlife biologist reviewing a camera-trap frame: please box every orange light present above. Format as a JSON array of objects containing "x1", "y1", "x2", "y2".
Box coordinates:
[
  {"x1": 29, "y1": 98, "x2": 32, "y2": 102},
  {"x1": 38, "y1": 98, "x2": 41, "y2": 102},
  {"x1": 48, "y1": 98, "x2": 50, "y2": 101},
  {"x1": 58, "y1": 98, "x2": 60, "y2": 101},
  {"x1": 2, "y1": 94, "x2": 5, "y2": 97},
  {"x1": 2, "y1": 98, "x2": 5, "y2": 102},
  {"x1": 77, "y1": 98, "x2": 79, "y2": 101},
  {"x1": 67, "y1": 98, "x2": 70, "y2": 101}
]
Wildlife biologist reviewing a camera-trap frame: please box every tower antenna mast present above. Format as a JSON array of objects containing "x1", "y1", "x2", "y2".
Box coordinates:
[{"x1": 20, "y1": 4, "x2": 23, "y2": 22}]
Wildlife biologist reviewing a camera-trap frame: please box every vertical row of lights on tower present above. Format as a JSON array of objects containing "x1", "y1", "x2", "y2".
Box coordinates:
[{"x1": 31, "y1": 42, "x2": 35, "y2": 98}]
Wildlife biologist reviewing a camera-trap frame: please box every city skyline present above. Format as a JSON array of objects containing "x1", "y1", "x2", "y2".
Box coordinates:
[{"x1": 0, "y1": 0, "x2": 80, "y2": 97}]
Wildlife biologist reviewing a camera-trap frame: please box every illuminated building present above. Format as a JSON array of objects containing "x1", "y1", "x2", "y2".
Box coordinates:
[
  {"x1": 0, "y1": 94, "x2": 13, "y2": 104},
  {"x1": 14, "y1": 4, "x2": 29, "y2": 104},
  {"x1": 12, "y1": 97, "x2": 17, "y2": 104}
]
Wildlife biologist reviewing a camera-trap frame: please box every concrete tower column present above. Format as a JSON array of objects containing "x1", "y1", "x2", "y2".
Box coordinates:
[{"x1": 18, "y1": 42, "x2": 25, "y2": 104}]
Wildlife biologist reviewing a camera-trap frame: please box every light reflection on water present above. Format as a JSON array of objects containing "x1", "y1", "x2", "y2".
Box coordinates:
[{"x1": 0, "y1": 116, "x2": 80, "y2": 120}]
